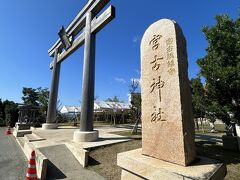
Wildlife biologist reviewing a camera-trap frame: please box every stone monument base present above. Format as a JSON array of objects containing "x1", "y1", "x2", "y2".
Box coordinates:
[
  {"x1": 73, "y1": 130, "x2": 99, "y2": 142},
  {"x1": 222, "y1": 135, "x2": 239, "y2": 151},
  {"x1": 42, "y1": 123, "x2": 58, "y2": 130},
  {"x1": 15, "y1": 122, "x2": 31, "y2": 130},
  {"x1": 117, "y1": 149, "x2": 226, "y2": 180},
  {"x1": 13, "y1": 128, "x2": 32, "y2": 137},
  {"x1": 236, "y1": 124, "x2": 240, "y2": 151}
]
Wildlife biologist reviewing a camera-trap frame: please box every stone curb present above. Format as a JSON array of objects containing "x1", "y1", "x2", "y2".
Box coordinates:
[
  {"x1": 15, "y1": 135, "x2": 48, "y2": 180},
  {"x1": 65, "y1": 142, "x2": 89, "y2": 167}
]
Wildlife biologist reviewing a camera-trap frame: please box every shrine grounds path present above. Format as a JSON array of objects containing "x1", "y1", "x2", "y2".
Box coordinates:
[{"x1": 0, "y1": 127, "x2": 27, "y2": 180}]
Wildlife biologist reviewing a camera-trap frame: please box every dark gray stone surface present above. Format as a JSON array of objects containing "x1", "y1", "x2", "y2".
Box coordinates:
[
  {"x1": 0, "y1": 127, "x2": 27, "y2": 180},
  {"x1": 49, "y1": 5, "x2": 115, "y2": 68},
  {"x1": 47, "y1": 1, "x2": 115, "y2": 132},
  {"x1": 222, "y1": 135, "x2": 239, "y2": 151},
  {"x1": 16, "y1": 123, "x2": 30, "y2": 130},
  {"x1": 80, "y1": 12, "x2": 96, "y2": 132},
  {"x1": 39, "y1": 144, "x2": 104, "y2": 180},
  {"x1": 46, "y1": 48, "x2": 61, "y2": 124},
  {"x1": 48, "y1": 0, "x2": 110, "y2": 57}
]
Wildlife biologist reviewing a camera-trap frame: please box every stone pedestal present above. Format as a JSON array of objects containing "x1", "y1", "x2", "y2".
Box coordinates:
[
  {"x1": 117, "y1": 149, "x2": 227, "y2": 180},
  {"x1": 13, "y1": 123, "x2": 32, "y2": 137},
  {"x1": 15, "y1": 123, "x2": 31, "y2": 130},
  {"x1": 236, "y1": 124, "x2": 240, "y2": 151},
  {"x1": 42, "y1": 123, "x2": 58, "y2": 130},
  {"x1": 73, "y1": 130, "x2": 98, "y2": 142},
  {"x1": 13, "y1": 128, "x2": 32, "y2": 137},
  {"x1": 222, "y1": 135, "x2": 239, "y2": 151}
]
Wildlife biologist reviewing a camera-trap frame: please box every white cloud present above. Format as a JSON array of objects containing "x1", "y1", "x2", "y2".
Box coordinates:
[
  {"x1": 135, "y1": 69, "x2": 140, "y2": 75},
  {"x1": 114, "y1": 77, "x2": 126, "y2": 84},
  {"x1": 132, "y1": 35, "x2": 140, "y2": 43}
]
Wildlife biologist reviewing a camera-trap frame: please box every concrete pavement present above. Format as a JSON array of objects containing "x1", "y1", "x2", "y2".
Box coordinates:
[
  {"x1": 14, "y1": 125, "x2": 132, "y2": 179},
  {"x1": 40, "y1": 144, "x2": 105, "y2": 180},
  {"x1": 0, "y1": 127, "x2": 27, "y2": 180}
]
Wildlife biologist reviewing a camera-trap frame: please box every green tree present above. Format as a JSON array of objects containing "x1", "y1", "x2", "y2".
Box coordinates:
[
  {"x1": 37, "y1": 88, "x2": 49, "y2": 109},
  {"x1": 0, "y1": 99, "x2": 4, "y2": 125},
  {"x1": 106, "y1": 96, "x2": 122, "y2": 102},
  {"x1": 197, "y1": 14, "x2": 240, "y2": 126},
  {"x1": 21, "y1": 87, "x2": 50, "y2": 124},
  {"x1": 37, "y1": 87, "x2": 50, "y2": 123},
  {"x1": 190, "y1": 77, "x2": 206, "y2": 131},
  {"x1": 190, "y1": 77, "x2": 206, "y2": 119},
  {"x1": 129, "y1": 79, "x2": 141, "y2": 134},
  {"x1": 3, "y1": 100, "x2": 18, "y2": 127},
  {"x1": 22, "y1": 87, "x2": 39, "y2": 106}
]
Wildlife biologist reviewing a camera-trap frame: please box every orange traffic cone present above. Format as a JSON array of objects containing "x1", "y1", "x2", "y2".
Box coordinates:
[
  {"x1": 26, "y1": 150, "x2": 37, "y2": 180},
  {"x1": 5, "y1": 126, "x2": 12, "y2": 135}
]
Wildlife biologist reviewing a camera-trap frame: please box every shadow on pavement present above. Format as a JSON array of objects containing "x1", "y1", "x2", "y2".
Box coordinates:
[
  {"x1": 46, "y1": 160, "x2": 67, "y2": 180},
  {"x1": 196, "y1": 141, "x2": 240, "y2": 165},
  {"x1": 195, "y1": 134, "x2": 222, "y2": 143}
]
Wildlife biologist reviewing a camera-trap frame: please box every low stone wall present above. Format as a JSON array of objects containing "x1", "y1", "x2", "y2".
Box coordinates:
[
  {"x1": 65, "y1": 142, "x2": 89, "y2": 167},
  {"x1": 235, "y1": 124, "x2": 240, "y2": 151},
  {"x1": 23, "y1": 141, "x2": 48, "y2": 180},
  {"x1": 14, "y1": 134, "x2": 48, "y2": 180},
  {"x1": 13, "y1": 128, "x2": 32, "y2": 137},
  {"x1": 117, "y1": 148, "x2": 227, "y2": 180}
]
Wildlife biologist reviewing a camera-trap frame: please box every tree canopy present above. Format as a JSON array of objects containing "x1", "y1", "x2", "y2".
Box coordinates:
[
  {"x1": 21, "y1": 87, "x2": 50, "y2": 124},
  {"x1": 3, "y1": 100, "x2": 18, "y2": 126},
  {"x1": 197, "y1": 14, "x2": 240, "y2": 125},
  {"x1": 37, "y1": 87, "x2": 50, "y2": 123},
  {"x1": 0, "y1": 99, "x2": 4, "y2": 125},
  {"x1": 22, "y1": 87, "x2": 39, "y2": 106},
  {"x1": 190, "y1": 77, "x2": 206, "y2": 119},
  {"x1": 106, "y1": 96, "x2": 122, "y2": 102}
]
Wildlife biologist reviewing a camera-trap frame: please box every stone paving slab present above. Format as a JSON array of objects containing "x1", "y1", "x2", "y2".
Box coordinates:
[
  {"x1": 0, "y1": 128, "x2": 27, "y2": 180},
  {"x1": 39, "y1": 144, "x2": 105, "y2": 180},
  {"x1": 13, "y1": 125, "x2": 133, "y2": 179},
  {"x1": 32, "y1": 126, "x2": 132, "y2": 150},
  {"x1": 117, "y1": 148, "x2": 227, "y2": 180}
]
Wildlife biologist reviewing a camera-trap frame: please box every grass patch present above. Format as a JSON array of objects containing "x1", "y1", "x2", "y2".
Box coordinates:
[
  {"x1": 88, "y1": 132, "x2": 239, "y2": 180},
  {"x1": 87, "y1": 140, "x2": 142, "y2": 180},
  {"x1": 196, "y1": 141, "x2": 240, "y2": 180}
]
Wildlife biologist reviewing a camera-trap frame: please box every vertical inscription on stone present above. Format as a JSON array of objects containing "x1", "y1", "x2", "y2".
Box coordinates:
[{"x1": 141, "y1": 19, "x2": 196, "y2": 166}]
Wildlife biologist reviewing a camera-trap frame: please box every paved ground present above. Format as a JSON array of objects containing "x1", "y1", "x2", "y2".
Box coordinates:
[
  {"x1": 195, "y1": 133, "x2": 224, "y2": 144},
  {"x1": 0, "y1": 127, "x2": 27, "y2": 180},
  {"x1": 32, "y1": 125, "x2": 132, "y2": 149},
  {"x1": 0, "y1": 125, "x2": 225, "y2": 180},
  {"x1": 40, "y1": 144, "x2": 104, "y2": 180}
]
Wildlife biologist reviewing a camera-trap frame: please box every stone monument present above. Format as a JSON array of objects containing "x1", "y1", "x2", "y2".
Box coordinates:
[
  {"x1": 43, "y1": 0, "x2": 115, "y2": 143},
  {"x1": 141, "y1": 18, "x2": 196, "y2": 166},
  {"x1": 117, "y1": 19, "x2": 226, "y2": 179}
]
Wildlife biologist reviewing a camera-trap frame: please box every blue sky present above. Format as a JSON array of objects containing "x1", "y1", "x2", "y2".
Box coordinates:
[{"x1": 0, "y1": 0, "x2": 238, "y2": 106}]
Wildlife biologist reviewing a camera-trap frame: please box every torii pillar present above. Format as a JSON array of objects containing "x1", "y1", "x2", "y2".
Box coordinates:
[
  {"x1": 73, "y1": 11, "x2": 98, "y2": 142},
  {"x1": 42, "y1": 48, "x2": 60, "y2": 129},
  {"x1": 43, "y1": 0, "x2": 115, "y2": 142}
]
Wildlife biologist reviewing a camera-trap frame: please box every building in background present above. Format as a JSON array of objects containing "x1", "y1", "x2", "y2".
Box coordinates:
[{"x1": 60, "y1": 101, "x2": 131, "y2": 124}]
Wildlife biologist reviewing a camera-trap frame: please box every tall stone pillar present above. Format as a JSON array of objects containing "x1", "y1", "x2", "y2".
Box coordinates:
[
  {"x1": 117, "y1": 19, "x2": 226, "y2": 179},
  {"x1": 73, "y1": 11, "x2": 98, "y2": 142},
  {"x1": 42, "y1": 48, "x2": 61, "y2": 129}
]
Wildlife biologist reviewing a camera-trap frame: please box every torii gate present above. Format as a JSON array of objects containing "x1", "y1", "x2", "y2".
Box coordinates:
[{"x1": 42, "y1": 0, "x2": 115, "y2": 142}]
